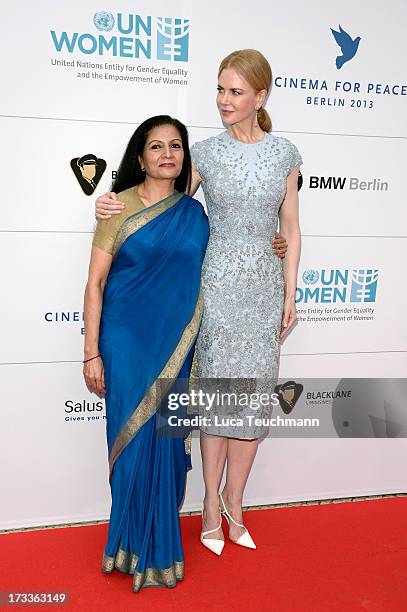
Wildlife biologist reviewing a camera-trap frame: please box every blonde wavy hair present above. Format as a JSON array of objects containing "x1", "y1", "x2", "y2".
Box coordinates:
[{"x1": 218, "y1": 49, "x2": 272, "y2": 132}]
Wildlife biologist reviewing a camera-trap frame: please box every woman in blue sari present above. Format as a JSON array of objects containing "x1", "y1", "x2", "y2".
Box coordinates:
[{"x1": 83, "y1": 116, "x2": 209, "y2": 591}]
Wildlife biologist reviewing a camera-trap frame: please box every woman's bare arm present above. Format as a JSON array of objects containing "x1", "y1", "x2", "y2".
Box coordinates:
[
  {"x1": 83, "y1": 246, "x2": 112, "y2": 395},
  {"x1": 278, "y1": 165, "x2": 301, "y2": 338},
  {"x1": 189, "y1": 163, "x2": 202, "y2": 196},
  {"x1": 95, "y1": 163, "x2": 202, "y2": 219}
]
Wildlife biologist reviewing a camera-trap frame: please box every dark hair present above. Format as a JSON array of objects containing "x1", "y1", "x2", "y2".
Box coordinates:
[{"x1": 111, "y1": 115, "x2": 191, "y2": 194}]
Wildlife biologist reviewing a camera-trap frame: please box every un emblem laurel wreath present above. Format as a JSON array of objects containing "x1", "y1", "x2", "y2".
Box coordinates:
[{"x1": 93, "y1": 11, "x2": 115, "y2": 32}]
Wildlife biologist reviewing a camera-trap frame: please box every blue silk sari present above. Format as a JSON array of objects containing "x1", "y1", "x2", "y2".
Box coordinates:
[{"x1": 99, "y1": 192, "x2": 209, "y2": 591}]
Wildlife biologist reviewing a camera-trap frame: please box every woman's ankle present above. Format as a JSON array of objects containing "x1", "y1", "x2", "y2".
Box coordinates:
[
  {"x1": 203, "y1": 493, "x2": 221, "y2": 510},
  {"x1": 221, "y1": 488, "x2": 242, "y2": 509}
]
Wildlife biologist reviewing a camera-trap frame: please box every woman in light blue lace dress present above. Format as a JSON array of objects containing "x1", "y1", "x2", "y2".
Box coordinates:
[
  {"x1": 94, "y1": 49, "x2": 301, "y2": 558},
  {"x1": 189, "y1": 49, "x2": 302, "y2": 553}
]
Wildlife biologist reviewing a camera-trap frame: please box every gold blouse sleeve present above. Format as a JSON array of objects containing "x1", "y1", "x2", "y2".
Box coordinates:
[
  {"x1": 92, "y1": 215, "x2": 122, "y2": 255},
  {"x1": 92, "y1": 187, "x2": 144, "y2": 254}
]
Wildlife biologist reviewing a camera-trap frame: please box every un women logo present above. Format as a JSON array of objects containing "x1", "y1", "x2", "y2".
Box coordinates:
[
  {"x1": 93, "y1": 11, "x2": 115, "y2": 31},
  {"x1": 350, "y1": 269, "x2": 379, "y2": 303},
  {"x1": 156, "y1": 17, "x2": 190, "y2": 62}
]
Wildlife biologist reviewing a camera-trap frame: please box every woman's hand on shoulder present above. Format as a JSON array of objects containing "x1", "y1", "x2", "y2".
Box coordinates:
[{"x1": 95, "y1": 192, "x2": 125, "y2": 220}]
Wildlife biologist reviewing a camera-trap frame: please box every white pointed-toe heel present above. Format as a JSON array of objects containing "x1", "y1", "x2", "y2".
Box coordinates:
[
  {"x1": 200, "y1": 509, "x2": 225, "y2": 556},
  {"x1": 219, "y1": 493, "x2": 256, "y2": 549}
]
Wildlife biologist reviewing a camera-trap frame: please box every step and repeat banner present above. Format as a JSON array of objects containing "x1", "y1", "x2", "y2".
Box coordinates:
[{"x1": 1, "y1": 0, "x2": 406, "y2": 529}]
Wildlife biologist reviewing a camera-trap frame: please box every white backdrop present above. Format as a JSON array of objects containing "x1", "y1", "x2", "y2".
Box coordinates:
[{"x1": 1, "y1": 0, "x2": 406, "y2": 530}]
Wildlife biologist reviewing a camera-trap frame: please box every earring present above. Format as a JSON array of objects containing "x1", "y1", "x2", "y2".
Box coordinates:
[
  {"x1": 141, "y1": 166, "x2": 145, "y2": 172},
  {"x1": 254, "y1": 107, "x2": 260, "y2": 128}
]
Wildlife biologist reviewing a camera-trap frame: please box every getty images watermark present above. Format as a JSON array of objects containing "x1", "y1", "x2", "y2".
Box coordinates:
[
  {"x1": 165, "y1": 388, "x2": 319, "y2": 430},
  {"x1": 155, "y1": 378, "x2": 322, "y2": 438},
  {"x1": 156, "y1": 378, "x2": 407, "y2": 438}
]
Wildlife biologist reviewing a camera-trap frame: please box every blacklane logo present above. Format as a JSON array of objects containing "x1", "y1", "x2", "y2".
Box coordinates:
[
  {"x1": 297, "y1": 171, "x2": 303, "y2": 191},
  {"x1": 70, "y1": 154, "x2": 106, "y2": 195},
  {"x1": 308, "y1": 176, "x2": 388, "y2": 191},
  {"x1": 331, "y1": 25, "x2": 361, "y2": 69},
  {"x1": 51, "y1": 11, "x2": 190, "y2": 62},
  {"x1": 275, "y1": 381, "x2": 304, "y2": 414}
]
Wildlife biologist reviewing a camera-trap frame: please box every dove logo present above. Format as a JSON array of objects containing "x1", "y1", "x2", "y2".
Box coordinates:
[{"x1": 331, "y1": 25, "x2": 361, "y2": 69}]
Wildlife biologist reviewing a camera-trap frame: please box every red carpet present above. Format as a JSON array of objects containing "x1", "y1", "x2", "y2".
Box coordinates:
[{"x1": 2, "y1": 498, "x2": 407, "y2": 611}]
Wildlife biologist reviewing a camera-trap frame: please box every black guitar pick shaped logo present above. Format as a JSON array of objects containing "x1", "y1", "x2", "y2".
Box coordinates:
[
  {"x1": 297, "y1": 170, "x2": 303, "y2": 191},
  {"x1": 71, "y1": 154, "x2": 106, "y2": 196},
  {"x1": 275, "y1": 380, "x2": 304, "y2": 414}
]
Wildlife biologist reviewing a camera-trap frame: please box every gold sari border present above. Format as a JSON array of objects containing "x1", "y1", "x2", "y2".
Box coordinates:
[
  {"x1": 184, "y1": 431, "x2": 192, "y2": 455},
  {"x1": 102, "y1": 549, "x2": 184, "y2": 591},
  {"x1": 108, "y1": 289, "x2": 203, "y2": 476},
  {"x1": 112, "y1": 191, "x2": 183, "y2": 259},
  {"x1": 133, "y1": 562, "x2": 184, "y2": 591},
  {"x1": 102, "y1": 548, "x2": 138, "y2": 574}
]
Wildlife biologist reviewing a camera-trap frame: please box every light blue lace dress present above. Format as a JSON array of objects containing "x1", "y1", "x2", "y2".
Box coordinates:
[{"x1": 191, "y1": 131, "x2": 302, "y2": 438}]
